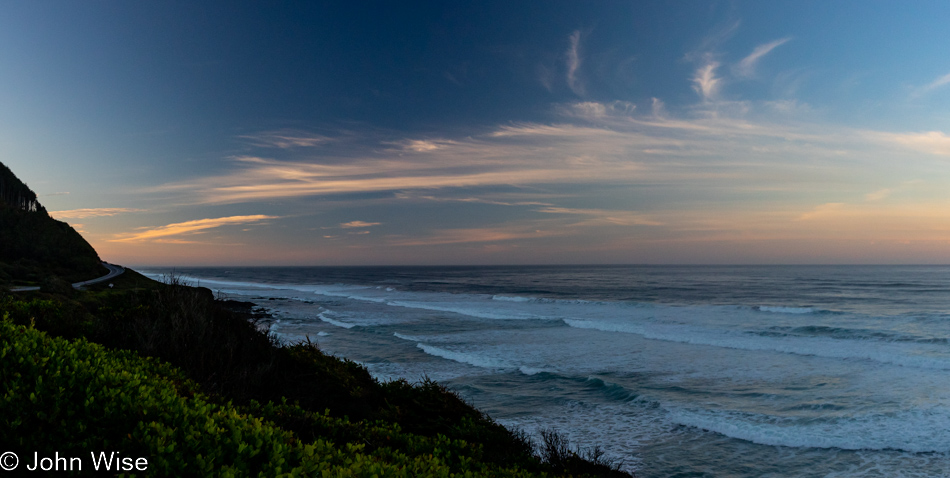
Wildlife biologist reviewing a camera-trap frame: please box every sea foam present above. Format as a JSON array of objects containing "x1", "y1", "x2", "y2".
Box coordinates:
[
  {"x1": 416, "y1": 343, "x2": 516, "y2": 370},
  {"x1": 757, "y1": 306, "x2": 817, "y2": 314},
  {"x1": 668, "y1": 406, "x2": 950, "y2": 452},
  {"x1": 562, "y1": 318, "x2": 950, "y2": 370},
  {"x1": 317, "y1": 311, "x2": 356, "y2": 329}
]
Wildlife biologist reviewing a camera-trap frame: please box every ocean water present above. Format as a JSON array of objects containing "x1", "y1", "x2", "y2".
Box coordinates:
[{"x1": 138, "y1": 265, "x2": 950, "y2": 477}]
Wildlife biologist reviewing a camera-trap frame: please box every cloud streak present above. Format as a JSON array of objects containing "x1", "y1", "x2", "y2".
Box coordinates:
[
  {"x1": 389, "y1": 225, "x2": 562, "y2": 246},
  {"x1": 392, "y1": 139, "x2": 459, "y2": 152},
  {"x1": 148, "y1": 100, "x2": 950, "y2": 210},
  {"x1": 50, "y1": 208, "x2": 144, "y2": 219},
  {"x1": 876, "y1": 130, "x2": 950, "y2": 156},
  {"x1": 865, "y1": 188, "x2": 892, "y2": 201},
  {"x1": 736, "y1": 38, "x2": 790, "y2": 78},
  {"x1": 566, "y1": 30, "x2": 585, "y2": 96},
  {"x1": 536, "y1": 207, "x2": 663, "y2": 226},
  {"x1": 693, "y1": 60, "x2": 722, "y2": 101},
  {"x1": 239, "y1": 130, "x2": 332, "y2": 149},
  {"x1": 913, "y1": 71, "x2": 950, "y2": 97},
  {"x1": 340, "y1": 220, "x2": 381, "y2": 228},
  {"x1": 135, "y1": 99, "x2": 950, "y2": 262},
  {"x1": 111, "y1": 215, "x2": 277, "y2": 243}
]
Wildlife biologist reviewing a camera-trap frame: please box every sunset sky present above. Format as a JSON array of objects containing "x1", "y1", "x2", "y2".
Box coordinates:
[{"x1": 5, "y1": 1, "x2": 950, "y2": 265}]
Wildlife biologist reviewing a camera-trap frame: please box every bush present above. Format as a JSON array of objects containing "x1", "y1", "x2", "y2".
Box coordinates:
[
  {"x1": 0, "y1": 294, "x2": 90, "y2": 338},
  {"x1": 538, "y1": 429, "x2": 629, "y2": 478},
  {"x1": 89, "y1": 282, "x2": 282, "y2": 403},
  {"x1": 0, "y1": 317, "x2": 549, "y2": 477}
]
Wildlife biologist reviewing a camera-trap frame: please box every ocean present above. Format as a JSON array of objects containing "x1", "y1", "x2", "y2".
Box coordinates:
[{"x1": 138, "y1": 265, "x2": 950, "y2": 477}]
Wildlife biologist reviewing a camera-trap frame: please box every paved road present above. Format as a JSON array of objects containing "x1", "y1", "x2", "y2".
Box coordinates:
[
  {"x1": 9, "y1": 285, "x2": 40, "y2": 292},
  {"x1": 72, "y1": 262, "x2": 125, "y2": 289},
  {"x1": 9, "y1": 262, "x2": 125, "y2": 292}
]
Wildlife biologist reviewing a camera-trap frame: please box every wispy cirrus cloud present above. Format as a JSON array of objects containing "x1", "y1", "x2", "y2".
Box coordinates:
[
  {"x1": 684, "y1": 19, "x2": 741, "y2": 102},
  {"x1": 558, "y1": 101, "x2": 635, "y2": 120},
  {"x1": 650, "y1": 98, "x2": 667, "y2": 118},
  {"x1": 340, "y1": 220, "x2": 381, "y2": 229},
  {"x1": 863, "y1": 180, "x2": 922, "y2": 202},
  {"x1": 153, "y1": 123, "x2": 657, "y2": 204},
  {"x1": 49, "y1": 207, "x2": 144, "y2": 219},
  {"x1": 141, "y1": 98, "x2": 950, "y2": 260},
  {"x1": 874, "y1": 130, "x2": 950, "y2": 156},
  {"x1": 736, "y1": 38, "x2": 791, "y2": 78},
  {"x1": 865, "y1": 188, "x2": 892, "y2": 201},
  {"x1": 396, "y1": 193, "x2": 555, "y2": 207},
  {"x1": 693, "y1": 60, "x2": 722, "y2": 101},
  {"x1": 912, "y1": 71, "x2": 950, "y2": 98},
  {"x1": 536, "y1": 207, "x2": 663, "y2": 226},
  {"x1": 793, "y1": 201, "x2": 950, "y2": 240},
  {"x1": 390, "y1": 225, "x2": 563, "y2": 246},
  {"x1": 798, "y1": 202, "x2": 846, "y2": 221},
  {"x1": 158, "y1": 158, "x2": 615, "y2": 204},
  {"x1": 239, "y1": 130, "x2": 332, "y2": 149},
  {"x1": 390, "y1": 139, "x2": 460, "y2": 152},
  {"x1": 695, "y1": 19, "x2": 741, "y2": 54},
  {"x1": 566, "y1": 30, "x2": 585, "y2": 96},
  {"x1": 111, "y1": 215, "x2": 277, "y2": 243}
]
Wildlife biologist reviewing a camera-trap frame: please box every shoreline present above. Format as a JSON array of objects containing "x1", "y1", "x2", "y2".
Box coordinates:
[{"x1": 160, "y1": 265, "x2": 950, "y2": 477}]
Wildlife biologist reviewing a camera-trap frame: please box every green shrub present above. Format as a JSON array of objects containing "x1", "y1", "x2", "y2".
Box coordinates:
[
  {"x1": 0, "y1": 294, "x2": 91, "y2": 338},
  {"x1": 0, "y1": 317, "x2": 554, "y2": 477}
]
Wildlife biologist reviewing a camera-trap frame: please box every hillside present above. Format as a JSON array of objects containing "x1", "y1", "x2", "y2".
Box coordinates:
[{"x1": 0, "y1": 161, "x2": 103, "y2": 285}]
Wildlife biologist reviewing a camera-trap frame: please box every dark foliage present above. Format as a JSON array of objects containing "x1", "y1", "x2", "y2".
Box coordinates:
[
  {"x1": 539, "y1": 428, "x2": 631, "y2": 478},
  {"x1": 0, "y1": 293, "x2": 90, "y2": 339},
  {"x1": 379, "y1": 377, "x2": 539, "y2": 469},
  {"x1": 0, "y1": 162, "x2": 102, "y2": 284},
  {"x1": 0, "y1": 161, "x2": 43, "y2": 213},
  {"x1": 89, "y1": 280, "x2": 283, "y2": 403}
]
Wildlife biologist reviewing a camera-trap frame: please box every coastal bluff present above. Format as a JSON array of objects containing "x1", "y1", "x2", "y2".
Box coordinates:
[{"x1": 0, "y1": 161, "x2": 103, "y2": 286}]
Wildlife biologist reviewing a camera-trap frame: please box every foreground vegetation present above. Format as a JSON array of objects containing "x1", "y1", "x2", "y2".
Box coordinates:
[{"x1": 1, "y1": 271, "x2": 631, "y2": 477}]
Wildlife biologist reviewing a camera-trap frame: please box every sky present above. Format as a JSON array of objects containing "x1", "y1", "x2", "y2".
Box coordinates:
[{"x1": 5, "y1": 1, "x2": 950, "y2": 265}]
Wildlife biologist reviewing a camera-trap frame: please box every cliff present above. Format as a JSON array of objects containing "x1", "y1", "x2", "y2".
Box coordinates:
[{"x1": 0, "y1": 161, "x2": 103, "y2": 284}]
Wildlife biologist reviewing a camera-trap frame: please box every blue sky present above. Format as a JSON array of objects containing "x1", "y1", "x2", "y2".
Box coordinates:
[{"x1": 5, "y1": 1, "x2": 950, "y2": 265}]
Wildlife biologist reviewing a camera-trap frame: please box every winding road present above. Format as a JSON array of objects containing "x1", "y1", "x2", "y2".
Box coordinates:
[{"x1": 9, "y1": 262, "x2": 125, "y2": 292}]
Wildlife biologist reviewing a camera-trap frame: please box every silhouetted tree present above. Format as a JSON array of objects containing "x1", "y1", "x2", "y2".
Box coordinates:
[
  {"x1": 0, "y1": 162, "x2": 45, "y2": 214},
  {"x1": 1, "y1": 161, "x2": 100, "y2": 282}
]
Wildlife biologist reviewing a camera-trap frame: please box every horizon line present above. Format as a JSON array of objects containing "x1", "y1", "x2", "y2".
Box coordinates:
[{"x1": 126, "y1": 263, "x2": 950, "y2": 268}]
